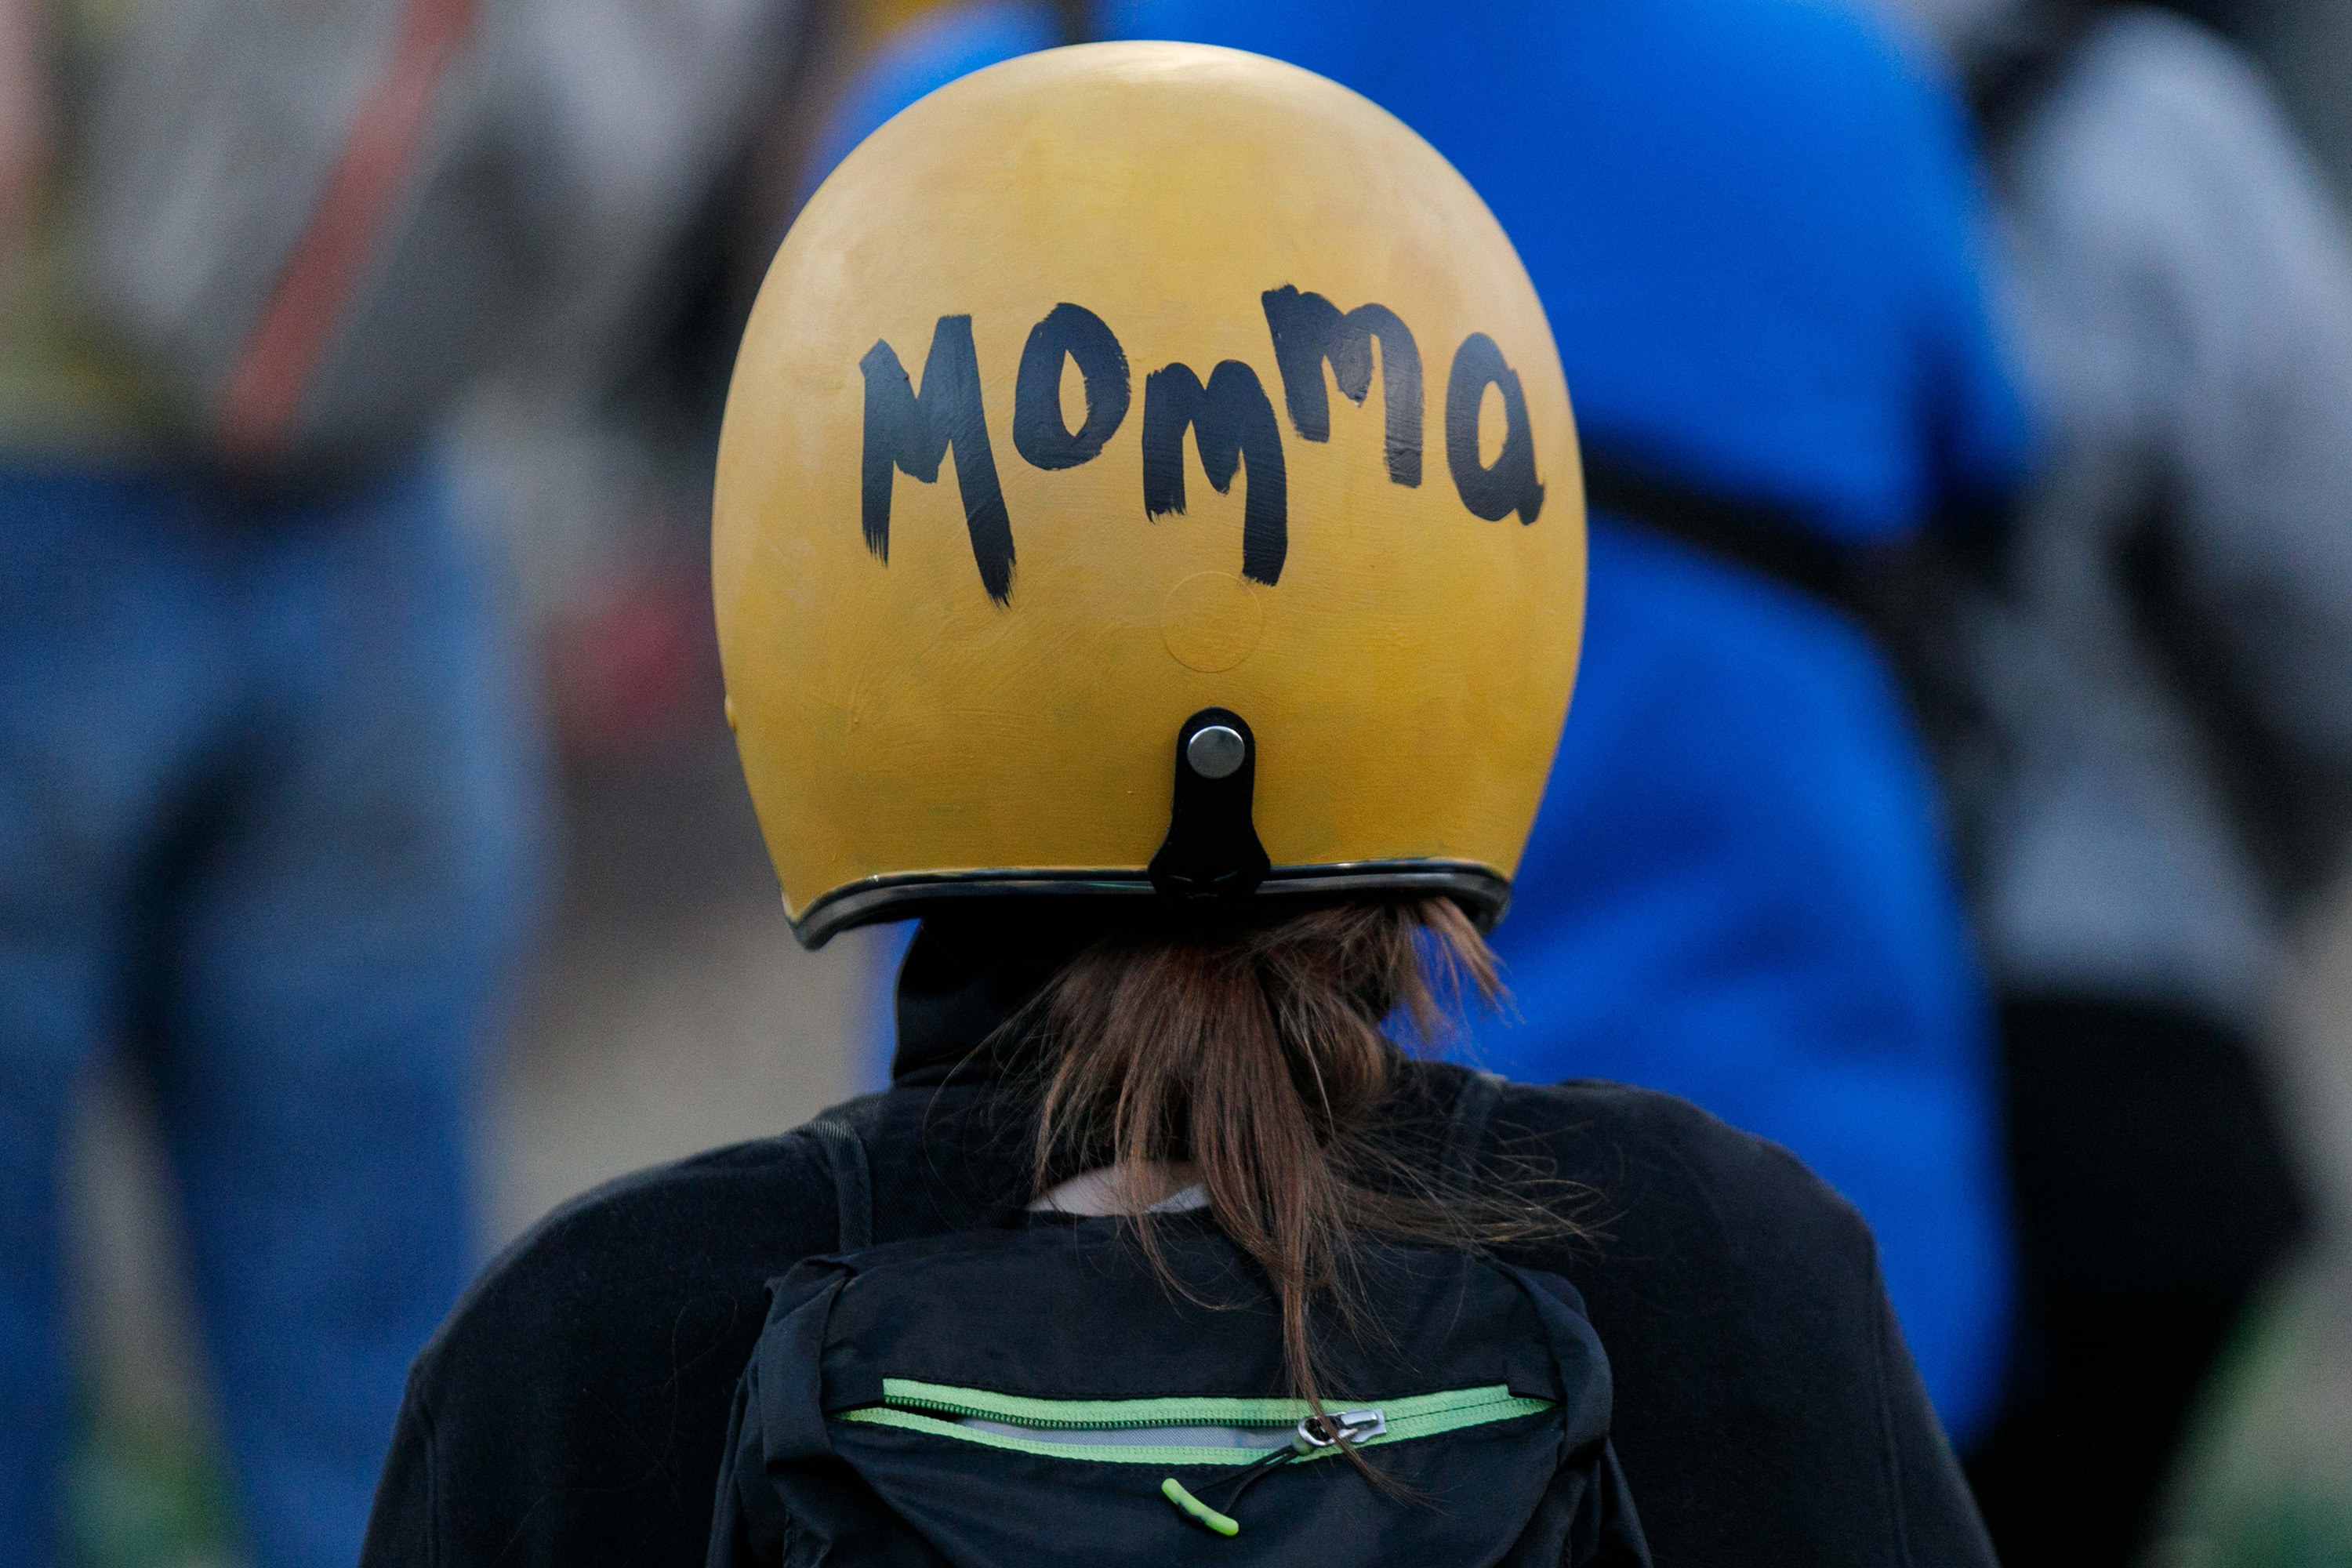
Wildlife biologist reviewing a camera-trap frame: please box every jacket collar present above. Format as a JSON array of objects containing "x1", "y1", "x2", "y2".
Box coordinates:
[{"x1": 887, "y1": 913, "x2": 1097, "y2": 1087}]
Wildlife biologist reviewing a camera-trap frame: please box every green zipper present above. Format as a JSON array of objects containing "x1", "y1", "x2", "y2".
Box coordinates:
[{"x1": 834, "y1": 1379, "x2": 1552, "y2": 1466}]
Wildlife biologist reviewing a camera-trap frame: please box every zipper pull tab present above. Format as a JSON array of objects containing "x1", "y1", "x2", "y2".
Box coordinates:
[
  {"x1": 1163, "y1": 1443, "x2": 1293, "y2": 1537},
  {"x1": 1291, "y1": 1408, "x2": 1386, "y2": 1453},
  {"x1": 1163, "y1": 1407, "x2": 1388, "y2": 1537},
  {"x1": 1160, "y1": 1478, "x2": 1242, "y2": 1537}
]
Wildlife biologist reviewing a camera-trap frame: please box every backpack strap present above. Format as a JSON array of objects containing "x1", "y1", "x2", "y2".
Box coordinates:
[
  {"x1": 809, "y1": 1116, "x2": 875, "y2": 1251},
  {"x1": 215, "y1": 0, "x2": 480, "y2": 459},
  {"x1": 1581, "y1": 447, "x2": 1888, "y2": 630},
  {"x1": 1443, "y1": 1070, "x2": 1507, "y2": 1185}
]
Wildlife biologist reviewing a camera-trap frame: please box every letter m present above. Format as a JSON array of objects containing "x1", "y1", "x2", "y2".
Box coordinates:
[
  {"x1": 859, "y1": 315, "x2": 1016, "y2": 604},
  {"x1": 1261, "y1": 285, "x2": 1422, "y2": 487},
  {"x1": 1141, "y1": 360, "x2": 1289, "y2": 586}
]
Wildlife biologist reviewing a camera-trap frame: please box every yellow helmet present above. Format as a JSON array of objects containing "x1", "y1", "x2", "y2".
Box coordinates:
[{"x1": 715, "y1": 41, "x2": 1584, "y2": 947}]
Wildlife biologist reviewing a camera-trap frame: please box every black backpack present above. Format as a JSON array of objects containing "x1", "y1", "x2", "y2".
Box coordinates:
[{"x1": 706, "y1": 1076, "x2": 1650, "y2": 1566}]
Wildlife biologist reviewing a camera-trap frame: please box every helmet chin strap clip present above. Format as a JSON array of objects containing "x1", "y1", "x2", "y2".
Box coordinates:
[{"x1": 1148, "y1": 708, "x2": 1272, "y2": 904}]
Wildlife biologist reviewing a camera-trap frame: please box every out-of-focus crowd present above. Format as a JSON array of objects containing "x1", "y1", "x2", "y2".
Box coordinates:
[{"x1": 4, "y1": 2, "x2": 2351, "y2": 1565}]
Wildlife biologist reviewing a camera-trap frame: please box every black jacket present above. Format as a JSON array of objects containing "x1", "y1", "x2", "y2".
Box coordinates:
[{"x1": 360, "y1": 922, "x2": 1993, "y2": 1567}]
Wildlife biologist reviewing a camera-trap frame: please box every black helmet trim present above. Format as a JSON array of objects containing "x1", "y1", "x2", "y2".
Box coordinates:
[{"x1": 789, "y1": 860, "x2": 1511, "y2": 949}]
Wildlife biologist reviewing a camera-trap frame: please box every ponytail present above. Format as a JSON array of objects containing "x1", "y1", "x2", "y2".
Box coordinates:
[{"x1": 1024, "y1": 898, "x2": 1573, "y2": 1415}]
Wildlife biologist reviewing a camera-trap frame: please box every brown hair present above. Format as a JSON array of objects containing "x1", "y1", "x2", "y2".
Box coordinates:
[{"x1": 1023, "y1": 897, "x2": 1576, "y2": 1417}]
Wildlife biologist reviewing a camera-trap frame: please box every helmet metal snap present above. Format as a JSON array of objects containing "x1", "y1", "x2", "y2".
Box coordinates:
[{"x1": 1186, "y1": 724, "x2": 1247, "y2": 780}]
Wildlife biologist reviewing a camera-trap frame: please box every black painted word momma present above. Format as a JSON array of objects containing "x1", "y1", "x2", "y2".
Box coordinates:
[{"x1": 858, "y1": 289, "x2": 1546, "y2": 604}]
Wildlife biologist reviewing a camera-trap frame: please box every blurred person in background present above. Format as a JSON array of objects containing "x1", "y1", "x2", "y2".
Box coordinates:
[
  {"x1": 811, "y1": 0, "x2": 2030, "y2": 1450},
  {"x1": 1886, "y1": 1, "x2": 2352, "y2": 1562},
  {"x1": 0, "y1": 4, "x2": 543, "y2": 1566},
  {"x1": 0, "y1": 2, "x2": 800, "y2": 1563}
]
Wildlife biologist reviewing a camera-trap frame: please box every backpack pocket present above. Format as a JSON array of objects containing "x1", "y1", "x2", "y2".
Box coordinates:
[
  {"x1": 839, "y1": 1379, "x2": 1557, "y2": 1537},
  {"x1": 710, "y1": 1222, "x2": 1648, "y2": 1566}
]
